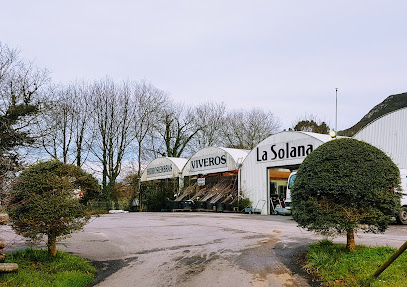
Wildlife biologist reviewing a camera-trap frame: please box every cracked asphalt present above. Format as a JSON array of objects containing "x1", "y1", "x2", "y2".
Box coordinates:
[{"x1": 2, "y1": 212, "x2": 406, "y2": 286}]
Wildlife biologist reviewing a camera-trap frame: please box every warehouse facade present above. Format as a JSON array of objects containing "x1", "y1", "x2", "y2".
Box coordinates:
[{"x1": 240, "y1": 131, "x2": 336, "y2": 215}]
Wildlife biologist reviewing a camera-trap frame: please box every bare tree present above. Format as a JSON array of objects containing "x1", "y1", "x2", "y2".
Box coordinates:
[
  {"x1": 40, "y1": 85, "x2": 75, "y2": 163},
  {"x1": 192, "y1": 102, "x2": 226, "y2": 149},
  {"x1": 38, "y1": 81, "x2": 94, "y2": 166},
  {"x1": 91, "y1": 78, "x2": 135, "y2": 203},
  {"x1": 133, "y1": 81, "x2": 168, "y2": 177},
  {"x1": 222, "y1": 108, "x2": 281, "y2": 150},
  {"x1": 0, "y1": 43, "x2": 17, "y2": 82},
  {"x1": 222, "y1": 109, "x2": 246, "y2": 149},
  {"x1": 153, "y1": 102, "x2": 202, "y2": 157},
  {"x1": 69, "y1": 81, "x2": 94, "y2": 166}
]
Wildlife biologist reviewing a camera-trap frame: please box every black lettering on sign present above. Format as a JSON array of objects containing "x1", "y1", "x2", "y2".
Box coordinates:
[
  {"x1": 270, "y1": 145, "x2": 277, "y2": 160},
  {"x1": 286, "y1": 142, "x2": 289, "y2": 158},
  {"x1": 259, "y1": 141, "x2": 316, "y2": 162},
  {"x1": 298, "y1": 145, "x2": 305, "y2": 157},
  {"x1": 306, "y1": 144, "x2": 313, "y2": 154},
  {"x1": 278, "y1": 148, "x2": 285, "y2": 159},
  {"x1": 191, "y1": 155, "x2": 227, "y2": 170},
  {"x1": 147, "y1": 164, "x2": 172, "y2": 175},
  {"x1": 290, "y1": 146, "x2": 297, "y2": 157}
]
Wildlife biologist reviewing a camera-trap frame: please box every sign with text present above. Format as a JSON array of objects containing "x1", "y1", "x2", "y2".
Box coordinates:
[
  {"x1": 197, "y1": 178, "x2": 205, "y2": 186},
  {"x1": 256, "y1": 139, "x2": 319, "y2": 163},
  {"x1": 146, "y1": 164, "x2": 173, "y2": 178},
  {"x1": 190, "y1": 153, "x2": 227, "y2": 172}
]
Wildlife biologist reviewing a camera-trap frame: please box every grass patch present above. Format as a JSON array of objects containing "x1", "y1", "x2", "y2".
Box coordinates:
[
  {"x1": 305, "y1": 239, "x2": 407, "y2": 286},
  {"x1": 0, "y1": 249, "x2": 96, "y2": 287}
]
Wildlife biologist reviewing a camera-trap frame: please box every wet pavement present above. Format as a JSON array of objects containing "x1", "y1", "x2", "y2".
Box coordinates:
[{"x1": 1, "y1": 212, "x2": 406, "y2": 286}]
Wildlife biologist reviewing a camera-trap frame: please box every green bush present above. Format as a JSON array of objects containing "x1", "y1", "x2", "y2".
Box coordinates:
[
  {"x1": 291, "y1": 138, "x2": 401, "y2": 250},
  {"x1": 237, "y1": 198, "x2": 252, "y2": 211},
  {"x1": 143, "y1": 185, "x2": 173, "y2": 211},
  {"x1": 141, "y1": 180, "x2": 179, "y2": 211},
  {"x1": 8, "y1": 161, "x2": 99, "y2": 256}
]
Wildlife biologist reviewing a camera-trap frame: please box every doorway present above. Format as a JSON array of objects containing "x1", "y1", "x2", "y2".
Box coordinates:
[{"x1": 267, "y1": 168, "x2": 290, "y2": 214}]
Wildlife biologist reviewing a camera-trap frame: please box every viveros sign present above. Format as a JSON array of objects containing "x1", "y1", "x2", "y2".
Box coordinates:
[
  {"x1": 190, "y1": 154, "x2": 227, "y2": 172},
  {"x1": 256, "y1": 139, "x2": 317, "y2": 162}
]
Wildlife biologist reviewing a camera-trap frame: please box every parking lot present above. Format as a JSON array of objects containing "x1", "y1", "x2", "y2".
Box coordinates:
[{"x1": 2, "y1": 212, "x2": 406, "y2": 287}]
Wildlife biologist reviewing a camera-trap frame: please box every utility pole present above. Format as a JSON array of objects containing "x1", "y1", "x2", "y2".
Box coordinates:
[
  {"x1": 330, "y1": 88, "x2": 339, "y2": 138},
  {"x1": 335, "y1": 88, "x2": 338, "y2": 133}
]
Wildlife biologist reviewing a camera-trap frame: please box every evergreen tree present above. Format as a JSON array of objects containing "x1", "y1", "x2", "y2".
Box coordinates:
[
  {"x1": 291, "y1": 138, "x2": 401, "y2": 251},
  {"x1": 8, "y1": 161, "x2": 100, "y2": 257}
]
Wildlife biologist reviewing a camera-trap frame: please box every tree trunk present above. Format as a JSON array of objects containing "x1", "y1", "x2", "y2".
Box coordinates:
[
  {"x1": 346, "y1": 229, "x2": 356, "y2": 251},
  {"x1": 47, "y1": 232, "x2": 57, "y2": 257},
  {"x1": 137, "y1": 140, "x2": 142, "y2": 178}
]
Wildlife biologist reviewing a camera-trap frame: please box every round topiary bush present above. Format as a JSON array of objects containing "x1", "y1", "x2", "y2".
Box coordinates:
[{"x1": 291, "y1": 138, "x2": 401, "y2": 251}]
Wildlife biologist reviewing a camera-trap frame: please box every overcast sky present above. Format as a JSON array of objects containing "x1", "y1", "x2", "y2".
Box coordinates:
[{"x1": 2, "y1": 0, "x2": 406, "y2": 131}]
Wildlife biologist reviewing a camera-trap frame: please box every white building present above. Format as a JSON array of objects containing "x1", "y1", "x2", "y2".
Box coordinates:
[
  {"x1": 353, "y1": 107, "x2": 407, "y2": 169},
  {"x1": 240, "y1": 131, "x2": 336, "y2": 215}
]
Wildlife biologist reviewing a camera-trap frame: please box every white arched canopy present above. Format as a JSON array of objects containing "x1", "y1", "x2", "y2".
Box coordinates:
[
  {"x1": 182, "y1": 147, "x2": 249, "y2": 177},
  {"x1": 141, "y1": 157, "x2": 188, "y2": 182}
]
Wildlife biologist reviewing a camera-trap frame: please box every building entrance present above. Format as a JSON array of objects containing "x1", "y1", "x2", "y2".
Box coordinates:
[{"x1": 267, "y1": 168, "x2": 290, "y2": 214}]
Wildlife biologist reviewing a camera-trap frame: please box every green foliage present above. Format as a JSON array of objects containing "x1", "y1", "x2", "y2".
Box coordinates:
[
  {"x1": 0, "y1": 104, "x2": 38, "y2": 153},
  {"x1": 0, "y1": 93, "x2": 40, "y2": 189},
  {"x1": 78, "y1": 173, "x2": 103, "y2": 205},
  {"x1": 306, "y1": 240, "x2": 407, "y2": 286},
  {"x1": 291, "y1": 138, "x2": 401, "y2": 236},
  {"x1": 0, "y1": 249, "x2": 96, "y2": 287},
  {"x1": 294, "y1": 119, "x2": 329, "y2": 134},
  {"x1": 237, "y1": 197, "x2": 252, "y2": 210},
  {"x1": 142, "y1": 180, "x2": 177, "y2": 211},
  {"x1": 0, "y1": 42, "x2": 48, "y2": 185},
  {"x1": 8, "y1": 161, "x2": 100, "y2": 254}
]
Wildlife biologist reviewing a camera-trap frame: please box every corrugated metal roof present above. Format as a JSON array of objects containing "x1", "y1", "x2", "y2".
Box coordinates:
[{"x1": 354, "y1": 107, "x2": 407, "y2": 169}]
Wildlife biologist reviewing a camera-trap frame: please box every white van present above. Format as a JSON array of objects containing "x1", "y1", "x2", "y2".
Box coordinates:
[{"x1": 284, "y1": 171, "x2": 296, "y2": 213}]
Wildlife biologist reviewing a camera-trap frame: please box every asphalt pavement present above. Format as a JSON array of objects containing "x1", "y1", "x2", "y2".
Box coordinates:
[{"x1": 1, "y1": 212, "x2": 406, "y2": 286}]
